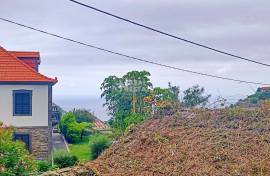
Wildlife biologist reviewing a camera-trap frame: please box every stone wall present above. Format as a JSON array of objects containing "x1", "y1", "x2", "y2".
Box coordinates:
[
  {"x1": 41, "y1": 166, "x2": 97, "y2": 176},
  {"x1": 16, "y1": 126, "x2": 51, "y2": 160}
]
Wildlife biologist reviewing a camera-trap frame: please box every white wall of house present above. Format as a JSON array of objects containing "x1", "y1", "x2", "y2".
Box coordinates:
[{"x1": 0, "y1": 84, "x2": 48, "y2": 127}]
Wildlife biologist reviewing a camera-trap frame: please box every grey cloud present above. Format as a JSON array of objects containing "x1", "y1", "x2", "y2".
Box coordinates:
[{"x1": 1, "y1": 0, "x2": 270, "y2": 119}]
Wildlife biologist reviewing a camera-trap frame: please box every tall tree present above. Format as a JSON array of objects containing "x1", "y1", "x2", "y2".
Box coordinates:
[
  {"x1": 101, "y1": 71, "x2": 153, "y2": 132},
  {"x1": 168, "y1": 82, "x2": 180, "y2": 102},
  {"x1": 101, "y1": 76, "x2": 131, "y2": 117},
  {"x1": 123, "y1": 71, "x2": 152, "y2": 114},
  {"x1": 182, "y1": 85, "x2": 211, "y2": 107}
]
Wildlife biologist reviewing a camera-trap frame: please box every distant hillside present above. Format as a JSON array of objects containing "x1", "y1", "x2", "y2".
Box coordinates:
[
  {"x1": 72, "y1": 108, "x2": 111, "y2": 130},
  {"x1": 72, "y1": 108, "x2": 99, "y2": 123},
  {"x1": 44, "y1": 108, "x2": 270, "y2": 176},
  {"x1": 237, "y1": 87, "x2": 270, "y2": 107},
  {"x1": 53, "y1": 103, "x2": 66, "y2": 114}
]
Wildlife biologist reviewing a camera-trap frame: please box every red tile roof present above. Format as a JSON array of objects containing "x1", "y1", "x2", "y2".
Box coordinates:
[
  {"x1": 0, "y1": 46, "x2": 57, "y2": 84},
  {"x1": 93, "y1": 119, "x2": 110, "y2": 130},
  {"x1": 9, "y1": 51, "x2": 40, "y2": 58},
  {"x1": 261, "y1": 87, "x2": 270, "y2": 91}
]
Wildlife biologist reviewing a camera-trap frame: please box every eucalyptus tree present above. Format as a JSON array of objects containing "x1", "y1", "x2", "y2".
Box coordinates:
[
  {"x1": 101, "y1": 71, "x2": 153, "y2": 116},
  {"x1": 100, "y1": 75, "x2": 131, "y2": 117},
  {"x1": 122, "y1": 70, "x2": 152, "y2": 114}
]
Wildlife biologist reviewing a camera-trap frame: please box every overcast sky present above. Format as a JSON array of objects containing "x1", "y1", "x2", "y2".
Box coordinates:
[{"x1": 1, "y1": 0, "x2": 270, "y2": 120}]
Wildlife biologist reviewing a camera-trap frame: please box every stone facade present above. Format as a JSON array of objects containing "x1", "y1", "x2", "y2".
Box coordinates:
[
  {"x1": 41, "y1": 166, "x2": 97, "y2": 176},
  {"x1": 15, "y1": 126, "x2": 52, "y2": 160}
]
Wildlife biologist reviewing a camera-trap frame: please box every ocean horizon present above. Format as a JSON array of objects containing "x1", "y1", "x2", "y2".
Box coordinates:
[{"x1": 54, "y1": 96, "x2": 110, "y2": 121}]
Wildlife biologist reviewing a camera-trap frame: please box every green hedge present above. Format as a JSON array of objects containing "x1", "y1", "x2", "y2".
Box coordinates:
[
  {"x1": 54, "y1": 150, "x2": 78, "y2": 168},
  {"x1": 89, "y1": 134, "x2": 112, "y2": 159}
]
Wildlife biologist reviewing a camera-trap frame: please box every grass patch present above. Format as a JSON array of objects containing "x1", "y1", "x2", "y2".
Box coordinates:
[
  {"x1": 69, "y1": 137, "x2": 91, "y2": 162},
  {"x1": 69, "y1": 134, "x2": 113, "y2": 162}
]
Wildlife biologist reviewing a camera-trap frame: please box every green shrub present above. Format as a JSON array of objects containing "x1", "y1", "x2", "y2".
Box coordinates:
[
  {"x1": 66, "y1": 123, "x2": 81, "y2": 143},
  {"x1": 124, "y1": 113, "x2": 145, "y2": 128},
  {"x1": 122, "y1": 113, "x2": 146, "y2": 135},
  {"x1": 0, "y1": 122, "x2": 37, "y2": 175},
  {"x1": 59, "y1": 112, "x2": 76, "y2": 137},
  {"x1": 66, "y1": 122, "x2": 90, "y2": 143},
  {"x1": 89, "y1": 134, "x2": 112, "y2": 159},
  {"x1": 111, "y1": 111, "x2": 128, "y2": 133},
  {"x1": 37, "y1": 160, "x2": 51, "y2": 173},
  {"x1": 111, "y1": 112, "x2": 146, "y2": 136},
  {"x1": 60, "y1": 113, "x2": 90, "y2": 143},
  {"x1": 53, "y1": 150, "x2": 78, "y2": 168}
]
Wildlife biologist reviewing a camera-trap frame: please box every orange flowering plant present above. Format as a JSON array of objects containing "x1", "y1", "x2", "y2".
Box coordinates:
[
  {"x1": 144, "y1": 87, "x2": 177, "y2": 109},
  {"x1": 0, "y1": 122, "x2": 37, "y2": 175}
]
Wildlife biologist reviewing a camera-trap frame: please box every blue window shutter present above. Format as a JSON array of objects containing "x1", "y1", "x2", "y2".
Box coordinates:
[{"x1": 13, "y1": 90, "x2": 32, "y2": 116}]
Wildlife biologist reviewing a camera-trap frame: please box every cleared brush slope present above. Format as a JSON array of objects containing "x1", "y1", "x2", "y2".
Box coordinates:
[
  {"x1": 44, "y1": 108, "x2": 270, "y2": 176},
  {"x1": 87, "y1": 108, "x2": 270, "y2": 176}
]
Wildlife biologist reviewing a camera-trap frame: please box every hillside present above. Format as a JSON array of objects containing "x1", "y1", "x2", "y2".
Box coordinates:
[
  {"x1": 44, "y1": 108, "x2": 270, "y2": 176},
  {"x1": 236, "y1": 87, "x2": 270, "y2": 107}
]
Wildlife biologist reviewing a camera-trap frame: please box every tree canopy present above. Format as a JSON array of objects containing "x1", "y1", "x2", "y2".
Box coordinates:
[
  {"x1": 182, "y1": 85, "x2": 211, "y2": 107},
  {"x1": 101, "y1": 70, "x2": 211, "y2": 134},
  {"x1": 73, "y1": 109, "x2": 97, "y2": 123},
  {"x1": 59, "y1": 113, "x2": 91, "y2": 143},
  {"x1": 101, "y1": 71, "x2": 153, "y2": 117}
]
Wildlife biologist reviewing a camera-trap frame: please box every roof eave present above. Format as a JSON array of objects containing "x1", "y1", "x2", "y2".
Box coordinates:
[{"x1": 0, "y1": 80, "x2": 58, "y2": 85}]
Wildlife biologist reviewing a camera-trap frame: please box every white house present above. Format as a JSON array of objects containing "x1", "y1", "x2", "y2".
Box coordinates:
[{"x1": 0, "y1": 46, "x2": 57, "y2": 160}]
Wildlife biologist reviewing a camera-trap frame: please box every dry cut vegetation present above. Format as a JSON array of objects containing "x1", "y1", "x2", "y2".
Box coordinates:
[
  {"x1": 46, "y1": 108, "x2": 270, "y2": 176},
  {"x1": 87, "y1": 108, "x2": 270, "y2": 176}
]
